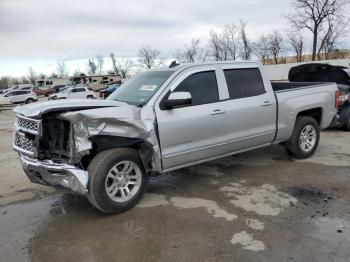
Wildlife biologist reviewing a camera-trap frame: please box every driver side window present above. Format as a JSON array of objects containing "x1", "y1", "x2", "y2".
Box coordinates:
[
  {"x1": 174, "y1": 70, "x2": 219, "y2": 106},
  {"x1": 160, "y1": 70, "x2": 219, "y2": 110}
]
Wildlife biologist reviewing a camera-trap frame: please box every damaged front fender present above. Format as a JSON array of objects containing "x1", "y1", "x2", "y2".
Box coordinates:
[{"x1": 59, "y1": 105, "x2": 162, "y2": 173}]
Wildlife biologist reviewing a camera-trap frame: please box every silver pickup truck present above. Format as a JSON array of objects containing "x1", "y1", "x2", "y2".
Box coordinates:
[{"x1": 12, "y1": 61, "x2": 338, "y2": 214}]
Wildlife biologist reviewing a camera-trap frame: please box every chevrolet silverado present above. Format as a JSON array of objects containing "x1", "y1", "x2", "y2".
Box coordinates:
[{"x1": 12, "y1": 61, "x2": 338, "y2": 214}]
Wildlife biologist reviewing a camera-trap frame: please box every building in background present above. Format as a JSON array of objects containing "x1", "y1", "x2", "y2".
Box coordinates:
[{"x1": 71, "y1": 73, "x2": 122, "y2": 91}]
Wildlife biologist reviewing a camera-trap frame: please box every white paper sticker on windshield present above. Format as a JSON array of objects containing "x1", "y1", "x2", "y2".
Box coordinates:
[{"x1": 140, "y1": 85, "x2": 157, "y2": 91}]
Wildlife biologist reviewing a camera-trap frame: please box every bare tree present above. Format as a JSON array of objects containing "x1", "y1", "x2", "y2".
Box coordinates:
[
  {"x1": 49, "y1": 72, "x2": 59, "y2": 79},
  {"x1": 209, "y1": 31, "x2": 225, "y2": 61},
  {"x1": 253, "y1": 35, "x2": 271, "y2": 65},
  {"x1": 174, "y1": 38, "x2": 207, "y2": 63},
  {"x1": 0, "y1": 77, "x2": 10, "y2": 90},
  {"x1": 240, "y1": 20, "x2": 252, "y2": 60},
  {"x1": 268, "y1": 31, "x2": 284, "y2": 64},
  {"x1": 223, "y1": 23, "x2": 241, "y2": 61},
  {"x1": 317, "y1": 17, "x2": 349, "y2": 59},
  {"x1": 110, "y1": 52, "x2": 119, "y2": 75},
  {"x1": 117, "y1": 58, "x2": 133, "y2": 78},
  {"x1": 56, "y1": 60, "x2": 68, "y2": 77},
  {"x1": 287, "y1": 32, "x2": 304, "y2": 62},
  {"x1": 87, "y1": 58, "x2": 97, "y2": 75},
  {"x1": 38, "y1": 73, "x2": 46, "y2": 79},
  {"x1": 72, "y1": 69, "x2": 83, "y2": 77},
  {"x1": 286, "y1": 0, "x2": 349, "y2": 61},
  {"x1": 28, "y1": 67, "x2": 37, "y2": 85},
  {"x1": 138, "y1": 46, "x2": 161, "y2": 69},
  {"x1": 96, "y1": 55, "x2": 104, "y2": 74}
]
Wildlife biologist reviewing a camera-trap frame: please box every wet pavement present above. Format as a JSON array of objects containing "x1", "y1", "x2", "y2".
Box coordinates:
[{"x1": 1, "y1": 109, "x2": 350, "y2": 262}]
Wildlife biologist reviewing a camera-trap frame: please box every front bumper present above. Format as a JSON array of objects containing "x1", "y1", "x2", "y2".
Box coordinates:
[{"x1": 19, "y1": 154, "x2": 89, "y2": 195}]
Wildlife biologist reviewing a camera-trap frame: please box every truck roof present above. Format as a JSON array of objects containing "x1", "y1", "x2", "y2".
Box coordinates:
[{"x1": 154, "y1": 61, "x2": 262, "y2": 72}]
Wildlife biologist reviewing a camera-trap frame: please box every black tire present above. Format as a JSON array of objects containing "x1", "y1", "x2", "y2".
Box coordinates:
[
  {"x1": 284, "y1": 116, "x2": 320, "y2": 159},
  {"x1": 87, "y1": 148, "x2": 148, "y2": 214},
  {"x1": 25, "y1": 98, "x2": 34, "y2": 104},
  {"x1": 87, "y1": 95, "x2": 93, "y2": 99},
  {"x1": 342, "y1": 107, "x2": 350, "y2": 131}
]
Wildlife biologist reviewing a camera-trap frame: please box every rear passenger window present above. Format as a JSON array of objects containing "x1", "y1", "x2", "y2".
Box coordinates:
[
  {"x1": 224, "y1": 68, "x2": 265, "y2": 99},
  {"x1": 174, "y1": 71, "x2": 219, "y2": 106}
]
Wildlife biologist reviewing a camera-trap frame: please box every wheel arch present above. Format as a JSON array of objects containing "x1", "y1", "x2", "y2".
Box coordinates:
[
  {"x1": 296, "y1": 107, "x2": 323, "y2": 126},
  {"x1": 81, "y1": 135, "x2": 155, "y2": 174}
]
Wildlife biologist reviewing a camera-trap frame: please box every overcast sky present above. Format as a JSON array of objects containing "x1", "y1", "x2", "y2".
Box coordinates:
[{"x1": 0, "y1": 0, "x2": 348, "y2": 77}]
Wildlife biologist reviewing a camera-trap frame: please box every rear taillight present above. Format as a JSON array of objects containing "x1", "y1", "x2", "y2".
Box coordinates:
[{"x1": 335, "y1": 89, "x2": 340, "y2": 108}]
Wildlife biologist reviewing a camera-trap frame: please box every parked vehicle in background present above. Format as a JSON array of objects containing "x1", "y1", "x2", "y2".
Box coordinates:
[
  {"x1": 0, "y1": 84, "x2": 33, "y2": 94},
  {"x1": 48, "y1": 86, "x2": 96, "y2": 100},
  {"x1": 289, "y1": 63, "x2": 350, "y2": 130},
  {"x1": 34, "y1": 78, "x2": 72, "y2": 97},
  {"x1": 2, "y1": 90, "x2": 37, "y2": 104},
  {"x1": 99, "y1": 84, "x2": 120, "y2": 98},
  {"x1": 0, "y1": 95, "x2": 11, "y2": 105},
  {"x1": 13, "y1": 61, "x2": 337, "y2": 214}
]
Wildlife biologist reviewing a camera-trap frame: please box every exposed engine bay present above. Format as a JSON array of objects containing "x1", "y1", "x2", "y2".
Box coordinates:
[{"x1": 38, "y1": 114, "x2": 71, "y2": 163}]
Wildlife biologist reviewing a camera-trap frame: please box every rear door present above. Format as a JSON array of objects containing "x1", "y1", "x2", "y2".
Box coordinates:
[
  {"x1": 10, "y1": 91, "x2": 28, "y2": 103},
  {"x1": 155, "y1": 65, "x2": 230, "y2": 170},
  {"x1": 220, "y1": 66, "x2": 276, "y2": 150}
]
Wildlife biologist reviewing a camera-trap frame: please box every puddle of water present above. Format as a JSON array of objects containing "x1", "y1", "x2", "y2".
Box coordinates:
[
  {"x1": 313, "y1": 216, "x2": 350, "y2": 244},
  {"x1": 0, "y1": 195, "x2": 58, "y2": 262}
]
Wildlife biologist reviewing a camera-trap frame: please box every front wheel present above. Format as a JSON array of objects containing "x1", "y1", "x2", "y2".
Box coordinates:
[
  {"x1": 284, "y1": 116, "x2": 320, "y2": 159},
  {"x1": 87, "y1": 148, "x2": 148, "y2": 214}
]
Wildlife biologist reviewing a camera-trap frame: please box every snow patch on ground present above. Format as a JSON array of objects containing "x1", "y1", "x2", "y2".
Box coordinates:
[
  {"x1": 246, "y1": 219, "x2": 265, "y2": 231},
  {"x1": 136, "y1": 193, "x2": 169, "y2": 208},
  {"x1": 231, "y1": 231, "x2": 265, "y2": 251},
  {"x1": 170, "y1": 197, "x2": 237, "y2": 221},
  {"x1": 220, "y1": 183, "x2": 297, "y2": 216}
]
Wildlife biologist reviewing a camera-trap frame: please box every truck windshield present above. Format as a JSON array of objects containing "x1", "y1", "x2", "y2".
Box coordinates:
[{"x1": 107, "y1": 71, "x2": 174, "y2": 106}]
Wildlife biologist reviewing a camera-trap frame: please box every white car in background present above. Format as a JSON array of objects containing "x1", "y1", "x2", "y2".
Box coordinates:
[
  {"x1": 1, "y1": 90, "x2": 38, "y2": 104},
  {"x1": 48, "y1": 86, "x2": 97, "y2": 100},
  {"x1": 0, "y1": 84, "x2": 33, "y2": 94}
]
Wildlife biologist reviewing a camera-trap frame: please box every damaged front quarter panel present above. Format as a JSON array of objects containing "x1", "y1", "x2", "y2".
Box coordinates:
[{"x1": 59, "y1": 105, "x2": 162, "y2": 173}]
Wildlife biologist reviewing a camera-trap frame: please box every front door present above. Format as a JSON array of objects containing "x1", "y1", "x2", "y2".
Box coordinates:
[{"x1": 155, "y1": 67, "x2": 229, "y2": 170}]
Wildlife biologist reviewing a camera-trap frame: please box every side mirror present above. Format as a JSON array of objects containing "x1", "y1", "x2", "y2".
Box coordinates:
[{"x1": 165, "y1": 92, "x2": 192, "y2": 109}]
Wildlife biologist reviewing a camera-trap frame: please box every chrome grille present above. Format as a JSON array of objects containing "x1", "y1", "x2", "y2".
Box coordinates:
[
  {"x1": 16, "y1": 116, "x2": 41, "y2": 135},
  {"x1": 14, "y1": 132, "x2": 34, "y2": 155}
]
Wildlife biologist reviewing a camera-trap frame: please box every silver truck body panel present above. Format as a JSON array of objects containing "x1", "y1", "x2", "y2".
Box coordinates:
[{"x1": 274, "y1": 84, "x2": 337, "y2": 142}]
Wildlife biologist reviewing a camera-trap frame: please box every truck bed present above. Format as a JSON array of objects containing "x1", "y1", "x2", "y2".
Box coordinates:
[{"x1": 271, "y1": 82, "x2": 330, "y2": 92}]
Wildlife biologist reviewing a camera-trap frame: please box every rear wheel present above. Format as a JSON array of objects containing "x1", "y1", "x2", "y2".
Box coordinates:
[
  {"x1": 25, "y1": 98, "x2": 34, "y2": 104},
  {"x1": 284, "y1": 116, "x2": 320, "y2": 159},
  {"x1": 87, "y1": 95, "x2": 93, "y2": 99},
  {"x1": 342, "y1": 107, "x2": 350, "y2": 131},
  {"x1": 87, "y1": 148, "x2": 148, "y2": 214}
]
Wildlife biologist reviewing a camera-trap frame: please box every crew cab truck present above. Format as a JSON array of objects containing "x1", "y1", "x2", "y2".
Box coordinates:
[{"x1": 12, "y1": 62, "x2": 338, "y2": 214}]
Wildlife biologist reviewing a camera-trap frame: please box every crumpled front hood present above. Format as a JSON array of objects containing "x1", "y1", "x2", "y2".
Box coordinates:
[{"x1": 13, "y1": 99, "x2": 127, "y2": 117}]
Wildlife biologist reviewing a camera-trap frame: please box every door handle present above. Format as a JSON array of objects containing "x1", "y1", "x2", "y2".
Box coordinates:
[
  {"x1": 210, "y1": 109, "x2": 226, "y2": 115},
  {"x1": 261, "y1": 101, "x2": 273, "y2": 106}
]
